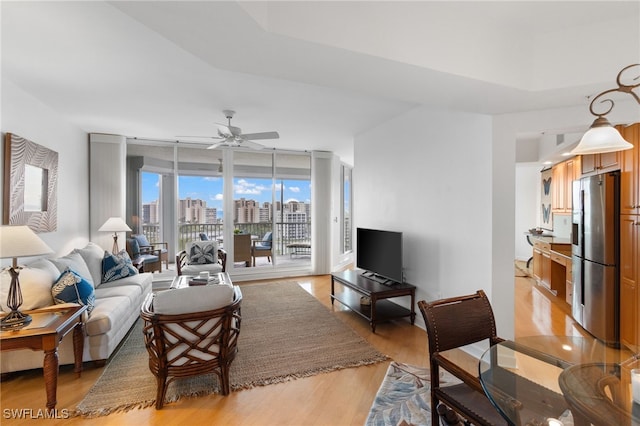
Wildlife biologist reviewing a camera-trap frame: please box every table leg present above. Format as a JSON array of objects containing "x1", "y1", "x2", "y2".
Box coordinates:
[
  {"x1": 330, "y1": 278, "x2": 335, "y2": 305},
  {"x1": 410, "y1": 291, "x2": 416, "y2": 325},
  {"x1": 43, "y1": 349, "x2": 59, "y2": 410},
  {"x1": 73, "y1": 321, "x2": 84, "y2": 377},
  {"x1": 370, "y1": 295, "x2": 377, "y2": 333}
]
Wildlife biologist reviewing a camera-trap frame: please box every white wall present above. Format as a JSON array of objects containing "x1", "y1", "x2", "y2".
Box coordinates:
[
  {"x1": 0, "y1": 80, "x2": 90, "y2": 262},
  {"x1": 515, "y1": 163, "x2": 541, "y2": 261},
  {"x1": 354, "y1": 106, "x2": 493, "y2": 327}
]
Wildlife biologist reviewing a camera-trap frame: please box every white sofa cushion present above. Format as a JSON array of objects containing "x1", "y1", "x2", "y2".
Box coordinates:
[
  {"x1": 74, "y1": 242, "x2": 105, "y2": 286},
  {"x1": 154, "y1": 284, "x2": 234, "y2": 315},
  {"x1": 49, "y1": 251, "x2": 94, "y2": 287}
]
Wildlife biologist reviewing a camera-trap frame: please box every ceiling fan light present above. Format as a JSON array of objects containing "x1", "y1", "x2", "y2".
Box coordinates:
[{"x1": 571, "y1": 122, "x2": 633, "y2": 155}]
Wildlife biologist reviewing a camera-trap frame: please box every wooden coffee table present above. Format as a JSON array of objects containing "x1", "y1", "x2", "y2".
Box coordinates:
[{"x1": 0, "y1": 305, "x2": 86, "y2": 410}]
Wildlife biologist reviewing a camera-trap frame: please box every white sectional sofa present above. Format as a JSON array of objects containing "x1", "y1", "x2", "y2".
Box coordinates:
[{"x1": 0, "y1": 242, "x2": 153, "y2": 373}]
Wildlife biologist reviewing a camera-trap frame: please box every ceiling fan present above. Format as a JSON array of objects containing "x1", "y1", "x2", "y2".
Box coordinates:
[{"x1": 179, "y1": 110, "x2": 279, "y2": 150}]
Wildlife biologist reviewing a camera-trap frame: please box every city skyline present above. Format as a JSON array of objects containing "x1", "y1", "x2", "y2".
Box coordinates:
[{"x1": 142, "y1": 172, "x2": 311, "y2": 213}]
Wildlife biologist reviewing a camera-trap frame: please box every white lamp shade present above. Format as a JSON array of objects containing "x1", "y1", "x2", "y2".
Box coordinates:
[
  {"x1": 98, "y1": 217, "x2": 132, "y2": 233},
  {"x1": 571, "y1": 126, "x2": 634, "y2": 155},
  {"x1": 0, "y1": 225, "x2": 53, "y2": 259}
]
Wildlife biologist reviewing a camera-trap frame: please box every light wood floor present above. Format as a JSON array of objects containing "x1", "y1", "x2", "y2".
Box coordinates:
[{"x1": 0, "y1": 273, "x2": 578, "y2": 425}]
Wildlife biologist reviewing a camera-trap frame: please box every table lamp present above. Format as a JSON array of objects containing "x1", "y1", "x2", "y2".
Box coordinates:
[
  {"x1": 98, "y1": 217, "x2": 132, "y2": 254},
  {"x1": 0, "y1": 225, "x2": 53, "y2": 330}
]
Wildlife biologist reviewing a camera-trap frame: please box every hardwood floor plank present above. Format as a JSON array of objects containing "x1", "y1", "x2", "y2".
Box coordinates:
[{"x1": 0, "y1": 272, "x2": 576, "y2": 425}]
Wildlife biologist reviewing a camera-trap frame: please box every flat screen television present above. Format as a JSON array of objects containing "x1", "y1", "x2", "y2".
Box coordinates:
[{"x1": 356, "y1": 227, "x2": 403, "y2": 284}]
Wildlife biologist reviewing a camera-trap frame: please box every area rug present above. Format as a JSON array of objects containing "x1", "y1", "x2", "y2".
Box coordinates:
[
  {"x1": 365, "y1": 362, "x2": 436, "y2": 426},
  {"x1": 74, "y1": 281, "x2": 388, "y2": 417}
]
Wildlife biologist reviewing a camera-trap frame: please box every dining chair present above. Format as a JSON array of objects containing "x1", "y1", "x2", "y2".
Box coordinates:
[{"x1": 418, "y1": 290, "x2": 508, "y2": 426}]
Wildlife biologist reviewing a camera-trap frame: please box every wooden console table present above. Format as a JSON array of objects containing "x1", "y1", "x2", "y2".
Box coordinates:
[
  {"x1": 0, "y1": 305, "x2": 86, "y2": 410},
  {"x1": 331, "y1": 270, "x2": 415, "y2": 332}
]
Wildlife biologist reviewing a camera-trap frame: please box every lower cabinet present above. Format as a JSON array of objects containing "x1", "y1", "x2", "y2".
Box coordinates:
[{"x1": 620, "y1": 214, "x2": 639, "y2": 351}]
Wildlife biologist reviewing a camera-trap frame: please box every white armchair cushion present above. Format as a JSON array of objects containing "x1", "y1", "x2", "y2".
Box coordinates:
[
  {"x1": 153, "y1": 284, "x2": 234, "y2": 315},
  {"x1": 180, "y1": 263, "x2": 223, "y2": 276}
]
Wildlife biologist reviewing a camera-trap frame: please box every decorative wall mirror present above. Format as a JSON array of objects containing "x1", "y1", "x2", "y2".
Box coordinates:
[{"x1": 3, "y1": 133, "x2": 58, "y2": 232}]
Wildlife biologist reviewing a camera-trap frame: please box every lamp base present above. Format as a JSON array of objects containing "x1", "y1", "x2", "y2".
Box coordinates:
[{"x1": 0, "y1": 310, "x2": 32, "y2": 330}]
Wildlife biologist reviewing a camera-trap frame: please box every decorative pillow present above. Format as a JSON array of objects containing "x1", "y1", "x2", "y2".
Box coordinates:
[
  {"x1": 51, "y1": 269, "x2": 95, "y2": 314},
  {"x1": 49, "y1": 251, "x2": 95, "y2": 288},
  {"x1": 102, "y1": 250, "x2": 138, "y2": 283},
  {"x1": 133, "y1": 234, "x2": 151, "y2": 247},
  {"x1": 188, "y1": 241, "x2": 218, "y2": 265},
  {"x1": 74, "y1": 242, "x2": 105, "y2": 286},
  {"x1": 0, "y1": 267, "x2": 55, "y2": 312}
]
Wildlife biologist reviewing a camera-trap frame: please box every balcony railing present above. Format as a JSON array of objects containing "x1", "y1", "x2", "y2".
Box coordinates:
[{"x1": 142, "y1": 222, "x2": 311, "y2": 256}]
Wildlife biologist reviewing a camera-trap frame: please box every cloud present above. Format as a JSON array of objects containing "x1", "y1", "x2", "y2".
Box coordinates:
[
  {"x1": 235, "y1": 179, "x2": 268, "y2": 195},
  {"x1": 289, "y1": 186, "x2": 300, "y2": 193},
  {"x1": 214, "y1": 193, "x2": 223, "y2": 200},
  {"x1": 285, "y1": 198, "x2": 300, "y2": 203}
]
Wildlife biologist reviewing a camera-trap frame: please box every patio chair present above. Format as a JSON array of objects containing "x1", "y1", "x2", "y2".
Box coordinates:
[
  {"x1": 126, "y1": 237, "x2": 162, "y2": 273},
  {"x1": 141, "y1": 285, "x2": 242, "y2": 409},
  {"x1": 418, "y1": 290, "x2": 508, "y2": 426},
  {"x1": 234, "y1": 233, "x2": 251, "y2": 267},
  {"x1": 251, "y1": 232, "x2": 272, "y2": 266},
  {"x1": 132, "y1": 234, "x2": 169, "y2": 269}
]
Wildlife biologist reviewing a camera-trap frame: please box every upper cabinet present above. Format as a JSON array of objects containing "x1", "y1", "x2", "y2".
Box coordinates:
[
  {"x1": 621, "y1": 123, "x2": 640, "y2": 215},
  {"x1": 552, "y1": 156, "x2": 581, "y2": 214}
]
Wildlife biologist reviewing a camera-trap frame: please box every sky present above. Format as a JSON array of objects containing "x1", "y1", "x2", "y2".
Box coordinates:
[{"x1": 142, "y1": 172, "x2": 311, "y2": 212}]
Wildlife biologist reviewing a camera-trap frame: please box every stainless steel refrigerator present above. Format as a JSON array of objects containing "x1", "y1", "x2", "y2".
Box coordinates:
[{"x1": 571, "y1": 171, "x2": 620, "y2": 345}]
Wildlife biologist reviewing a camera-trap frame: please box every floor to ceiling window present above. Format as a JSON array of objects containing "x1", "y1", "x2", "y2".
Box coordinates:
[
  {"x1": 126, "y1": 139, "x2": 312, "y2": 276},
  {"x1": 176, "y1": 146, "x2": 225, "y2": 251}
]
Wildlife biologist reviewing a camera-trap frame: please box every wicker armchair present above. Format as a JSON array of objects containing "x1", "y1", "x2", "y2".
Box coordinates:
[
  {"x1": 418, "y1": 290, "x2": 508, "y2": 426},
  {"x1": 140, "y1": 285, "x2": 242, "y2": 409}
]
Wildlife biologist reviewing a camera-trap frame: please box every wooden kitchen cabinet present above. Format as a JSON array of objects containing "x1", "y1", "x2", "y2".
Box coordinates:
[
  {"x1": 552, "y1": 156, "x2": 581, "y2": 214},
  {"x1": 531, "y1": 237, "x2": 570, "y2": 299},
  {"x1": 620, "y1": 123, "x2": 640, "y2": 215},
  {"x1": 620, "y1": 214, "x2": 639, "y2": 351}
]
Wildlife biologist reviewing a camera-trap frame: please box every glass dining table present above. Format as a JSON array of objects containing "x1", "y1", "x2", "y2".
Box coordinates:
[{"x1": 479, "y1": 335, "x2": 640, "y2": 426}]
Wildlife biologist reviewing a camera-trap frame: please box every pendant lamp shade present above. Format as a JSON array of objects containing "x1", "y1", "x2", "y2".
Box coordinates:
[{"x1": 571, "y1": 119, "x2": 634, "y2": 155}]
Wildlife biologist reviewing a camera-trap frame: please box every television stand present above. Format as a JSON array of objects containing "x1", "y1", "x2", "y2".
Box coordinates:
[{"x1": 331, "y1": 269, "x2": 416, "y2": 333}]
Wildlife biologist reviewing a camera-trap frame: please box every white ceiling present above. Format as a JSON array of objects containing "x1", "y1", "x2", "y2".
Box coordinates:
[{"x1": 2, "y1": 1, "x2": 639, "y2": 164}]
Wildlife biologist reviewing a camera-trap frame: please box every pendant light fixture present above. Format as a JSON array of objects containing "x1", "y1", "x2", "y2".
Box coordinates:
[{"x1": 571, "y1": 64, "x2": 639, "y2": 155}]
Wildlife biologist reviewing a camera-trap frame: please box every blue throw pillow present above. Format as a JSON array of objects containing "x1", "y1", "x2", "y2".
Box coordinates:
[
  {"x1": 102, "y1": 250, "x2": 138, "y2": 283},
  {"x1": 51, "y1": 269, "x2": 95, "y2": 314},
  {"x1": 133, "y1": 234, "x2": 151, "y2": 247}
]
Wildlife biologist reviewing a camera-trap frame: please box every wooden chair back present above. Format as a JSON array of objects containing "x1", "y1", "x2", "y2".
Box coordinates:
[
  {"x1": 418, "y1": 290, "x2": 507, "y2": 426},
  {"x1": 140, "y1": 286, "x2": 242, "y2": 408}
]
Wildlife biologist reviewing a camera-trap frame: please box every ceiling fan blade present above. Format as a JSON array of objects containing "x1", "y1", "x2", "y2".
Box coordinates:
[
  {"x1": 207, "y1": 141, "x2": 225, "y2": 150},
  {"x1": 176, "y1": 135, "x2": 223, "y2": 139},
  {"x1": 240, "y1": 139, "x2": 265, "y2": 150},
  {"x1": 241, "y1": 131, "x2": 279, "y2": 141}
]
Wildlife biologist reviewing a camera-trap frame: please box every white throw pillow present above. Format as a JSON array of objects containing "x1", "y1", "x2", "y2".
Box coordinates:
[
  {"x1": 153, "y1": 285, "x2": 234, "y2": 315},
  {"x1": 185, "y1": 241, "x2": 218, "y2": 265},
  {"x1": 74, "y1": 242, "x2": 106, "y2": 286},
  {"x1": 0, "y1": 267, "x2": 55, "y2": 311},
  {"x1": 48, "y1": 251, "x2": 94, "y2": 288}
]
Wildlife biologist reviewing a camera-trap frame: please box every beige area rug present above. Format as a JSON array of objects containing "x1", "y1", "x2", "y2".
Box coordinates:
[{"x1": 74, "y1": 281, "x2": 389, "y2": 417}]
